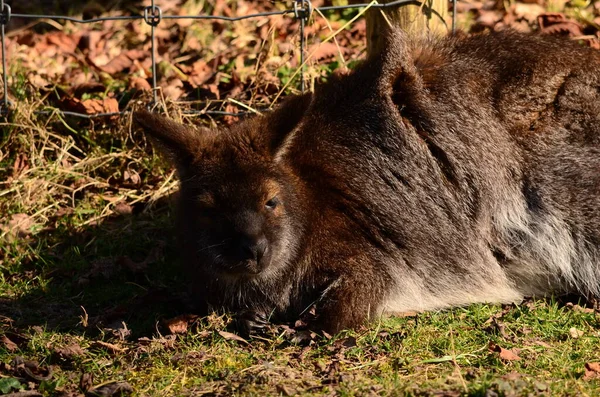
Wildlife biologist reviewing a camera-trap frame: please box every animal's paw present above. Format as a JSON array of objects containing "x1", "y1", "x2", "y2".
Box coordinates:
[{"x1": 234, "y1": 309, "x2": 269, "y2": 336}]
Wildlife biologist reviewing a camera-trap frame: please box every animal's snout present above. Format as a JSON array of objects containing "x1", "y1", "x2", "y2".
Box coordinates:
[{"x1": 239, "y1": 235, "x2": 269, "y2": 263}]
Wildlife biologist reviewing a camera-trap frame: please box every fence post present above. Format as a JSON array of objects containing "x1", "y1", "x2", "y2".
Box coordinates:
[
  {"x1": 143, "y1": 1, "x2": 163, "y2": 108},
  {"x1": 0, "y1": 0, "x2": 11, "y2": 115},
  {"x1": 294, "y1": 0, "x2": 313, "y2": 93},
  {"x1": 349, "y1": 0, "x2": 449, "y2": 55}
]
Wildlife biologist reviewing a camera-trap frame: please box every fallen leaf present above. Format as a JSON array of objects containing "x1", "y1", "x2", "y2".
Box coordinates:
[
  {"x1": 164, "y1": 314, "x2": 199, "y2": 335},
  {"x1": 489, "y1": 341, "x2": 521, "y2": 361},
  {"x1": 129, "y1": 77, "x2": 152, "y2": 91},
  {"x1": 584, "y1": 362, "x2": 600, "y2": 380},
  {"x1": 1, "y1": 335, "x2": 18, "y2": 351},
  {"x1": 308, "y1": 42, "x2": 346, "y2": 61},
  {"x1": 53, "y1": 344, "x2": 86, "y2": 359},
  {"x1": 538, "y1": 13, "x2": 583, "y2": 37},
  {"x1": 113, "y1": 202, "x2": 133, "y2": 216},
  {"x1": 86, "y1": 381, "x2": 133, "y2": 397},
  {"x1": 513, "y1": 3, "x2": 545, "y2": 23},
  {"x1": 276, "y1": 384, "x2": 294, "y2": 396},
  {"x1": 3, "y1": 213, "x2": 34, "y2": 238},
  {"x1": 80, "y1": 373, "x2": 94, "y2": 392},
  {"x1": 188, "y1": 60, "x2": 214, "y2": 87},
  {"x1": 93, "y1": 49, "x2": 147, "y2": 74},
  {"x1": 92, "y1": 341, "x2": 128, "y2": 354},
  {"x1": 218, "y1": 330, "x2": 249, "y2": 344},
  {"x1": 569, "y1": 327, "x2": 584, "y2": 338},
  {"x1": 60, "y1": 97, "x2": 119, "y2": 115},
  {"x1": 533, "y1": 340, "x2": 553, "y2": 348}
]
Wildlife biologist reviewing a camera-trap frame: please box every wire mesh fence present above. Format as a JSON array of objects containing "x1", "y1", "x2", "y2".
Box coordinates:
[{"x1": 0, "y1": 0, "x2": 456, "y2": 119}]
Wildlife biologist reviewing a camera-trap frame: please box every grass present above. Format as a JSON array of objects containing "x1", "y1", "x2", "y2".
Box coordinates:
[{"x1": 1, "y1": 0, "x2": 600, "y2": 395}]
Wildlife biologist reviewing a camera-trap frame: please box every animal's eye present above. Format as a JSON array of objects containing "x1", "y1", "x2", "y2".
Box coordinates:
[{"x1": 265, "y1": 197, "x2": 279, "y2": 210}]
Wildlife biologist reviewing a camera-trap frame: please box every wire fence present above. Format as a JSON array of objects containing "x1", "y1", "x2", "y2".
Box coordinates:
[{"x1": 0, "y1": 0, "x2": 456, "y2": 119}]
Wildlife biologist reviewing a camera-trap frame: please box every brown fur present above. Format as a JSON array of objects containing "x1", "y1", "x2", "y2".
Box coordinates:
[{"x1": 135, "y1": 30, "x2": 600, "y2": 333}]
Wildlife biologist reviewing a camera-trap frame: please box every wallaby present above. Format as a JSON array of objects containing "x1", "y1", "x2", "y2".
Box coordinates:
[{"x1": 135, "y1": 29, "x2": 600, "y2": 334}]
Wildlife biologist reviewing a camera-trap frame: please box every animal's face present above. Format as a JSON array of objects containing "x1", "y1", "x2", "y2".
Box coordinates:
[
  {"x1": 134, "y1": 95, "x2": 311, "y2": 280},
  {"x1": 179, "y1": 159, "x2": 299, "y2": 279}
]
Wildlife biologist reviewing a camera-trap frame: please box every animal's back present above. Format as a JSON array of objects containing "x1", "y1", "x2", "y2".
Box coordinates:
[{"x1": 284, "y1": 30, "x2": 600, "y2": 315}]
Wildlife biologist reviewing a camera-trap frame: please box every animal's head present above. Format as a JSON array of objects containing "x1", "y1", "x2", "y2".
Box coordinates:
[{"x1": 134, "y1": 95, "x2": 311, "y2": 281}]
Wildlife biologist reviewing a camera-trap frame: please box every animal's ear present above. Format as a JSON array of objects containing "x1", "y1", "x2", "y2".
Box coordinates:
[
  {"x1": 133, "y1": 110, "x2": 210, "y2": 167},
  {"x1": 369, "y1": 28, "x2": 424, "y2": 97},
  {"x1": 264, "y1": 92, "x2": 312, "y2": 158}
]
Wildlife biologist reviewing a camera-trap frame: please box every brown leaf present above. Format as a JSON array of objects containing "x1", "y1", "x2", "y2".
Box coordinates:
[
  {"x1": 94, "y1": 50, "x2": 147, "y2": 74},
  {"x1": 163, "y1": 78, "x2": 184, "y2": 100},
  {"x1": 60, "y1": 97, "x2": 119, "y2": 115},
  {"x1": 584, "y1": 362, "x2": 600, "y2": 380},
  {"x1": 538, "y1": 13, "x2": 583, "y2": 37},
  {"x1": 46, "y1": 32, "x2": 80, "y2": 53},
  {"x1": 3, "y1": 214, "x2": 34, "y2": 238},
  {"x1": 1, "y1": 335, "x2": 18, "y2": 351},
  {"x1": 54, "y1": 343, "x2": 85, "y2": 359},
  {"x1": 489, "y1": 341, "x2": 521, "y2": 361},
  {"x1": 92, "y1": 341, "x2": 128, "y2": 354},
  {"x1": 164, "y1": 314, "x2": 199, "y2": 335},
  {"x1": 218, "y1": 330, "x2": 249, "y2": 344},
  {"x1": 308, "y1": 42, "x2": 346, "y2": 62},
  {"x1": 513, "y1": 3, "x2": 545, "y2": 23},
  {"x1": 82, "y1": 98, "x2": 119, "y2": 114},
  {"x1": 86, "y1": 381, "x2": 133, "y2": 397},
  {"x1": 188, "y1": 60, "x2": 214, "y2": 88},
  {"x1": 569, "y1": 327, "x2": 584, "y2": 338},
  {"x1": 12, "y1": 153, "x2": 29, "y2": 177},
  {"x1": 129, "y1": 77, "x2": 152, "y2": 91},
  {"x1": 80, "y1": 373, "x2": 94, "y2": 392},
  {"x1": 113, "y1": 202, "x2": 133, "y2": 216}
]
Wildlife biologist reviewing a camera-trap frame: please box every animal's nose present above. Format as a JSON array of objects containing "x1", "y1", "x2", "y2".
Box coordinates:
[{"x1": 240, "y1": 236, "x2": 268, "y2": 262}]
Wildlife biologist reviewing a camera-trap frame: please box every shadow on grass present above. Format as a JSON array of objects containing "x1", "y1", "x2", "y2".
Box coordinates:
[{"x1": 1, "y1": 194, "x2": 193, "y2": 338}]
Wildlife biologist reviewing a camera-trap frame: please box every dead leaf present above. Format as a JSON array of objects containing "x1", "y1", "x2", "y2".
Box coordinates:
[
  {"x1": 92, "y1": 341, "x2": 128, "y2": 354},
  {"x1": 188, "y1": 60, "x2": 214, "y2": 87},
  {"x1": 533, "y1": 340, "x2": 553, "y2": 348},
  {"x1": 584, "y1": 362, "x2": 600, "y2": 380},
  {"x1": 489, "y1": 341, "x2": 521, "y2": 361},
  {"x1": 54, "y1": 344, "x2": 85, "y2": 359},
  {"x1": 308, "y1": 42, "x2": 346, "y2": 61},
  {"x1": 1, "y1": 335, "x2": 18, "y2": 351},
  {"x1": 60, "y1": 97, "x2": 119, "y2": 115},
  {"x1": 46, "y1": 32, "x2": 80, "y2": 53},
  {"x1": 93, "y1": 50, "x2": 146, "y2": 74},
  {"x1": 569, "y1": 327, "x2": 584, "y2": 338},
  {"x1": 276, "y1": 384, "x2": 294, "y2": 396},
  {"x1": 12, "y1": 154, "x2": 29, "y2": 178},
  {"x1": 164, "y1": 314, "x2": 199, "y2": 335},
  {"x1": 163, "y1": 78, "x2": 185, "y2": 100},
  {"x1": 12, "y1": 356, "x2": 53, "y2": 382},
  {"x1": 538, "y1": 13, "x2": 583, "y2": 37},
  {"x1": 218, "y1": 331, "x2": 249, "y2": 344},
  {"x1": 103, "y1": 321, "x2": 131, "y2": 341},
  {"x1": 129, "y1": 77, "x2": 152, "y2": 91},
  {"x1": 513, "y1": 3, "x2": 545, "y2": 23},
  {"x1": 113, "y1": 202, "x2": 133, "y2": 216},
  {"x1": 86, "y1": 381, "x2": 133, "y2": 397},
  {"x1": 3, "y1": 214, "x2": 34, "y2": 238},
  {"x1": 123, "y1": 170, "x2": 142, "y2": 186},
  {"x1": 80, "y1": 373, "x2": 94, "y2": 392}
]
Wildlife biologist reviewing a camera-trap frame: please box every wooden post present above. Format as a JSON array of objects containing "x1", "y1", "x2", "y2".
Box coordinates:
[{"x1": 349, "y1": 0, "x2": 449, "y2": 54}]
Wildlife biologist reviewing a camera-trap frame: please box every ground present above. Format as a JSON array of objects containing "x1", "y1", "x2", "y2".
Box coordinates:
[{"x1": 1, "y1": 0, "x2": 600, "y2": 396}]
